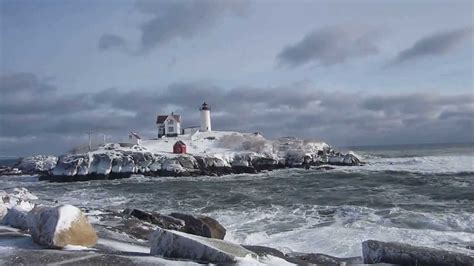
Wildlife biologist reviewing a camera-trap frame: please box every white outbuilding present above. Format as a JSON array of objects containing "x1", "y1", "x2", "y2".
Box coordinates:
[{"x1": 128, "y1": 131, "x2": 142, "y2": 145}]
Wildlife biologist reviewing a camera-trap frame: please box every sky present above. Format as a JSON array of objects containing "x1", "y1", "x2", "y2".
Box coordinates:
[{"x1": 0, "y1": 0, "x2": 473, "y2": 156}]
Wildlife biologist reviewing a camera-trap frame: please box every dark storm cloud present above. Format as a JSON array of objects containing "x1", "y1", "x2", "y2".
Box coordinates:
[
  {"x1": 277, "y1": 26, "x2": 380, "y2": 67},
  {"x1": 394, "y1": 27, "x2": 474, "y2": 64},
  {"x1": 1, "y1": 72, "x2": 473, "y2": 156},
  {"x1": 99, "y1": 0, "x2": 250, "y2": 54}
]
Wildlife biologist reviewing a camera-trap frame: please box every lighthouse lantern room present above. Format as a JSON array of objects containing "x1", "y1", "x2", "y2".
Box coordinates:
[{"x1": 200, "y1": 102, "x2": 212, "y2": 132}]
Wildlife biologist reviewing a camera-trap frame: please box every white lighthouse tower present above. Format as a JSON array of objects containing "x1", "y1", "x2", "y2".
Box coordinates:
[{"x1": 200, "y1": 102, "x2": 212, "y2": 132}]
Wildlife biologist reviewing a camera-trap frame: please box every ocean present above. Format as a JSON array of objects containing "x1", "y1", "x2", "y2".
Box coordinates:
[{"x1": 1, "y1": 143, "x2": 473, "y2": 258}]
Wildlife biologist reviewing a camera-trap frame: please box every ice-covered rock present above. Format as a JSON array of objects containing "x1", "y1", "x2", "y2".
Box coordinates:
[
  {"x1": 0, "y1": 166, "x2": 22, "y2": 175},
  {"x1": 27, "y1": 204, "x2": 98, "y2": 248},
  {"x1": 362, "y1": 240, "x2": 474, "y2": 265},
  {"x1": 150, "y1": 227, "x2": 255, "y2": 263},
  {"x1": 52, "y1": 154, "x2": 89, "y2": 176},
  {"x1": 16, "y1": 155, "x2": 58, "y2": 174},
  {"x1": 1, "y1": 188, "x2": 37, "y2": 220},
  {"x1": 169, "y1": 212, "x2": 226, "y2": 239},
  {"x1": 2, "y1": 206, "x2": 28, "y2": 230}
]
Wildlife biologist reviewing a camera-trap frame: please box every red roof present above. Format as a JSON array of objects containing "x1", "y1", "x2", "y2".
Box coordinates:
[
  {"x1": 174, "y1": 140, "x2": 186, "y2": 146},
  {"x1": 156, "y1": 114, "x2": 181, "y2": 124}
]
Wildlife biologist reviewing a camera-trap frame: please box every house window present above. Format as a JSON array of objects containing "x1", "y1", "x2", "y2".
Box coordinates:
[
  {"x1": 168, "y1": 126, "x2": 174, "y2": 132},
  {"x1": 168, "y1": 120, "x2": 174, "y2": 124}
]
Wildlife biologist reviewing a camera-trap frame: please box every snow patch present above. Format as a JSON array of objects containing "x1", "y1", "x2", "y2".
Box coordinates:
[{"x1": 55, "y1": 204, "x2": 81, "y2": 232}]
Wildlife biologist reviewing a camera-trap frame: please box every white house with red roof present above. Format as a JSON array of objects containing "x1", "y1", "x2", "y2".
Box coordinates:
[{"x1": 156, "y1": 112, "x2": 181, "y2": 138}]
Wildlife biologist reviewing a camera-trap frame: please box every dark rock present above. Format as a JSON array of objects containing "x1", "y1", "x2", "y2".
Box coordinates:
[
  {"x1": 286, "y1": 252, "x2": 363, "y2": 265},
  {"x1": 316, "y1": 165, "x2": 335, "y2": 170},
  {"x1": 231, "y1": 165, "x2": 257, "y2": 174},
  {"x1": 251, "y1": 157, "x2": 278, "y2": 171},
  {"x1": 123, "y1": 208, "x2": 184, "y2": 230},
  {"x1": 242, "y1": 245, "x2": 285, "y2": 258},
  {"x1": 362, "y1": 240, "x2": 474, "y2": 266},
  {"x1": 39, "y1": 172, "x2": 132, "y2": 182},
  {"x1": 169, "y1": 212, "x2": 226, "y2": 239},
  {"x1": 243, "y1": 245, "x2": 362, "y2": 265},
  {"x1": 113, "y1": 217, "x2": 157, "y2": 240}
]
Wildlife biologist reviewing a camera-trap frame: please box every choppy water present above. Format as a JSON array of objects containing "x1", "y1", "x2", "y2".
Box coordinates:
[{"x1": 1, "y1": 143, "x2": 473, "y2": 257}]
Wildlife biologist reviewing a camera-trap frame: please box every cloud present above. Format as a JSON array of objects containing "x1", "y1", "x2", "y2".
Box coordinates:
[
  {"x1": 1, "y1": 72, "x2": 473, "y2": 156},
  {"x1": 277, "y1": 26, "x2": 380, "y2": 67},
  {"x1": 98, "y1": 34, "x2": 127, "y2": 51},
  {"x1": 393, "y1": 27, "x2": 474, "y2": 64},
  {"x1": 99, "y1": 0, "x2": 250, "y2": 54}
]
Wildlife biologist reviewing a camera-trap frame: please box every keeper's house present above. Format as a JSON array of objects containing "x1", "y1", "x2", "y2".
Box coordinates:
[{"x1": 156, "y1": 112, "x2": 181, "y2": 138}]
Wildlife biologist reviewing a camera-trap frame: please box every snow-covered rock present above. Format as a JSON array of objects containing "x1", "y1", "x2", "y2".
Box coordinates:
[
  {"x1": 27, "y1": 204, "x2": 98, "y2": 248},
  {"x1": 150, "y1": 227, "x2": 256, "y2": 263},
  {"x1": 16, "y1": 155, "x2": 58, "y2": 174},
  {"x1": 362, "y1": 240, "x2": 474, "y2": 265},
  {"x1": 1, "y1": 187, "x2": 37, "y2": 220},
  {"x1": 0, "y1": 166, "x2": 22, "y2": 175}
]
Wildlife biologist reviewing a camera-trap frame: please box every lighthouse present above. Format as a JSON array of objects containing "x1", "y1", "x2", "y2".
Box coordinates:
[{"x1": 200, "y1": 102, "x2": 212, "y2": 132}]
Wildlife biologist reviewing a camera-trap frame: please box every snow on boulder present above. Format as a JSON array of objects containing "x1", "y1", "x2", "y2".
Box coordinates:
[
  {"x1": 27, "y1": 204, "x2": 98, "y2": 248},
  {"x1": 150, "y1": 227, "x2": 256, "y2": 263},
  {"x1": 2, "y1": 206, "x2": 28, "y2": 230},
  {"x1": 17, "y1": 155, "x2": 58, "y2": 173}
]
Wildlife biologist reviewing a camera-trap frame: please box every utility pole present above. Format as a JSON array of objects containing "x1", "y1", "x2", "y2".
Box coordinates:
[{"x1": 86, "y1": 132, "x2": 93, "y2": 151}]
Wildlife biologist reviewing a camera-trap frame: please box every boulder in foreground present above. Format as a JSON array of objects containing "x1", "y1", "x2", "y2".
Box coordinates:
[
  {"x1": 150, "y1": 227, "x2": 255, "y2": 263},
  {"x1": 169, "y1": 212, "x2": 226, "y2": 239},
  {"x1": 362, "y1": 240, "x2": 474, "y2": 266},
  {"x1": 27, "y1": 204, "x2": 98, "y2": 248},
  {"x1": 123, "y1": 208, "x2": 184, "y2": 230}
]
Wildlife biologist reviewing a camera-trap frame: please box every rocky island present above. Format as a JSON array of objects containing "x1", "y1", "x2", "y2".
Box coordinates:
[{"x1": 5, "y1": 131, "x2": 363, "y2": 182}]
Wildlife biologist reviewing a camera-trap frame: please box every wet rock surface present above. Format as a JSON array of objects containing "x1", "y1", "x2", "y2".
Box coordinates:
[
  {"x1": 243, "y1": 245, "x2": 363, "y2": 265},
  {"x1": 150, "y1": 227, "x2": 255, "y2": 263},
  {"x1": 123, "y1": 208, "x2": 184, "y2": 230},
  {"x1": 362, "y1": 240, "x2": 474, "y2": 266},
  {"x1": 169, "y1": 212, "x2": 226, "y2": 240}
]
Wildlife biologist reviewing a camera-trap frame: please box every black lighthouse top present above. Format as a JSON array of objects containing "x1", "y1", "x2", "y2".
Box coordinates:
[{"x1": 200, "y1": 102, "x2": 210, "y2": 111}]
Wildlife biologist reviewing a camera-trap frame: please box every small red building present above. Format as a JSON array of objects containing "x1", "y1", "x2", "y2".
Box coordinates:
[{"x1": 173, "y1": 141, "x2": 187, "y2": 154}]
